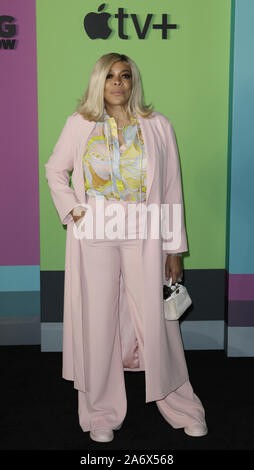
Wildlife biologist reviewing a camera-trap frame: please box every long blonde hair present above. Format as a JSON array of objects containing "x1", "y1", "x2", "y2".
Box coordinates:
[{"x1": 76, "y1": 52, "x2": 154, "y2": 121}]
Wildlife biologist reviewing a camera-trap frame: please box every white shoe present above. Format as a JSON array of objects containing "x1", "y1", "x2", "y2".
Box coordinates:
[
  {"x1": 89, "y1": 429, "x2": 114, "y2": 442},
  {"x1": 114, "y1": 422, "x2": 123, "y2": 430},
  {"x1": 184, "y1": 423, "x2": 208, "y2": 437}
]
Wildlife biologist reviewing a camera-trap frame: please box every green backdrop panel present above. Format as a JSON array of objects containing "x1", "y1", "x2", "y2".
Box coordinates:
[{"x1": 37, "y1": 0, "x2": 231, "y2": 270}]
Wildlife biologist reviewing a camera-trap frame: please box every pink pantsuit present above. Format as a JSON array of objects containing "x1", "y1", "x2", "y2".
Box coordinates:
[{"x1": 45, "y1": 110, "x2": 206, "y2": 432}]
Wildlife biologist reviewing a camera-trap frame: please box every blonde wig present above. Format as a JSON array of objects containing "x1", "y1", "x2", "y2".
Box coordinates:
[{"x1": 76, "y1": 52, "x2": 154, "y2": 122}]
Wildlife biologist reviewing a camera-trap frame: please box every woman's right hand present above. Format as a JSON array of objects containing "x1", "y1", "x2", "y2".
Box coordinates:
[{"x1": 70, "y1": 206, "x2": 87, "y2": 225}]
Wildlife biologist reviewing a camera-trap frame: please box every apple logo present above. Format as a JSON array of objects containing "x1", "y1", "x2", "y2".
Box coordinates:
[{"x1": 84, "y1": 3, "x2": 112, "y2": 39}]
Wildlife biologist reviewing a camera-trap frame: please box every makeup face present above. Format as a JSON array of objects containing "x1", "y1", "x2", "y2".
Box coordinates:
[{"x1": 104, "y1": 61, "x2": 132, "y2": 108}]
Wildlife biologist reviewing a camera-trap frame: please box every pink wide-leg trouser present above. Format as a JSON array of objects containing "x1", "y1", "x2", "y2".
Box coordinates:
[{"x1": 77, "y1": 196, "x2": 206, "y2": 432}]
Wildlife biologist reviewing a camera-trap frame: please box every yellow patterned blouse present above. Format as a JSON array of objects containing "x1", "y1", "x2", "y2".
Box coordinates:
[{"x1": 82, "y1": 108, "x2": 147, "y2": 202}]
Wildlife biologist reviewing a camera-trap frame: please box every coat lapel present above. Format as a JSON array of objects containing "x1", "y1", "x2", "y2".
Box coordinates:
[
  {"x1": 72, "y1": 119, "x2": 95, "y2": 204},
  {"x1": 138, "y1": 114, "x2": 156, "y2": 205}
]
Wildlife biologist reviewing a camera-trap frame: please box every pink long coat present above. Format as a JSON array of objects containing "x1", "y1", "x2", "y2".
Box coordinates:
[{"x1": 45, "y1": 110, "x2": 189, "y2": 403}]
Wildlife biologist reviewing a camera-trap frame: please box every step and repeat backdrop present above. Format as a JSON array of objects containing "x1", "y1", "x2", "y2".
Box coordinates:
[{"x1": 0, "y1": 0, "x2": 253, "y2": 356}]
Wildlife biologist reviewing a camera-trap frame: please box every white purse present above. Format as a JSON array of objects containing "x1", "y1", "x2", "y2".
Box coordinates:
[{"x1": 163, "y1": 277, "x2": 192, "y2": 320}]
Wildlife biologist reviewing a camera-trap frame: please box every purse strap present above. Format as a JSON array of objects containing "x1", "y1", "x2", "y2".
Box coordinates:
[{"x1": 166, "y1": 277, "x2": 180, "y2": 289}]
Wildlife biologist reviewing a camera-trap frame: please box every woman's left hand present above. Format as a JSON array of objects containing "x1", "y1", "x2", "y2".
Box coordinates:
[{"x1": 165, "y1": 255, "x2": 183, "y2": 284}]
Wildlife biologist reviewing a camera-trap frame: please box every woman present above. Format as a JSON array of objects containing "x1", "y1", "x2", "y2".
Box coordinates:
[{"x1": 45, "y1": 52, "x2": 208, "y2": 443}]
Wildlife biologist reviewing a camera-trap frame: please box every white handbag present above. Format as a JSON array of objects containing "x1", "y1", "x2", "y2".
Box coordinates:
[{"x1": 163, "y1": 277, "x2": 192, "y2": 320}]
